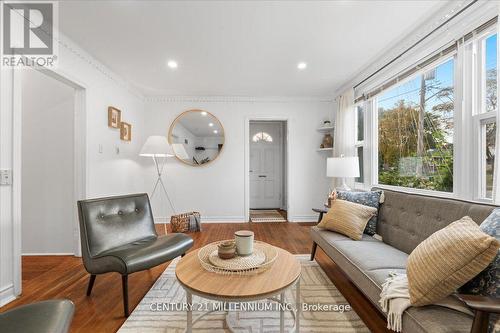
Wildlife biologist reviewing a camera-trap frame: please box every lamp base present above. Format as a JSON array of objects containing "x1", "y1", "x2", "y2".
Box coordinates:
[{"x1": 337, "y1": 178, "x2": 352, "y2": 191}]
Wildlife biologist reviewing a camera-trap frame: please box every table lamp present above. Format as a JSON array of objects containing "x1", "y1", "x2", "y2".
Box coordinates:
[{"x1": 327, "y1": 155, "x2": 360, "y2": 191}]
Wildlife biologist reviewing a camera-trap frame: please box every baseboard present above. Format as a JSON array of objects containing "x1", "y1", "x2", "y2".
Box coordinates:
[
  {"x1": 155, "y1": 216, "x2": 247, "y2": 223},
  {"x1": 22, "y1": 253, "x2": 74, "y2": 256},
  {"x1": 287, "y1": 215, "x2": 318, "y2": 222},
  {"x1": 0, "y1": 284, "x2": 16, "y2": 307}
]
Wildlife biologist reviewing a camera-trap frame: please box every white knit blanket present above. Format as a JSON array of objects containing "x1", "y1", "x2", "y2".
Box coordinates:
[{"x1": 379, "y1": 273, "x2": 473, "y2": 332}]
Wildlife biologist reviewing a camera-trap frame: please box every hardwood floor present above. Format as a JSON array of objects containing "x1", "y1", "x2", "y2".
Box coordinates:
[{"x1": 0, "y1": 222, "x2": 389, "y2": 333}]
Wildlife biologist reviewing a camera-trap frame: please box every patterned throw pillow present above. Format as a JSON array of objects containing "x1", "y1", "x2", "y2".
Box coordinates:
[
  {"x1": 460, "y1": 208, "x2": 500, "y2": 333},
  {"x1": 336, "y1": 190, "x2": 383, "y2": 235}
]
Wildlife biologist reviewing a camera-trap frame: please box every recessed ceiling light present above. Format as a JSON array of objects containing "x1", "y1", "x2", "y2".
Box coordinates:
[
  {"x1": 213, "y1": 130, "x2": 218, "y2": 134},
  {"x1": 297, "y1": 62, "x2": 307, "y2": 70},
  {"x1": 167, "y1": 60, "x2": 178, "y2": 69},
  {"x1": 201, "y1": 111, "x2": 208, "y2": 116},
  {"x1": 208, "y1": 122, "x2": 214, "y2": 127}
]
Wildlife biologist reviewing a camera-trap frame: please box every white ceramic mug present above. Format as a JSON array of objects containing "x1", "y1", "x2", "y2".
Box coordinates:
[{"x1": 234, "y1": 230, "x2": 254, "y2": 256}]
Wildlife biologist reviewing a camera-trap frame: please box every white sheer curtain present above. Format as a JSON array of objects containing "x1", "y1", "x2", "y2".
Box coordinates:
[
  {"x1": 333, "y1": 88, "x2": 356, "y2": 188},
  {"x1": 493, "y1": 6, "x2": 500, "y2": 204}
]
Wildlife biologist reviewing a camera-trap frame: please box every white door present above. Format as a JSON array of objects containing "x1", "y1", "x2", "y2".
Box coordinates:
[{"x1": 249, "y1": 122, "x2": 283, "y2": 209}]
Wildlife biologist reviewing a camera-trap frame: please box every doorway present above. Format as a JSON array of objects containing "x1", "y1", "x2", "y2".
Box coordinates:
[
  {"x1": 20, "y1": 69, "x2": 77, "y2": 255},
  {"x1": 249, "y1": 121, "x2": 287, "y2": 220}
]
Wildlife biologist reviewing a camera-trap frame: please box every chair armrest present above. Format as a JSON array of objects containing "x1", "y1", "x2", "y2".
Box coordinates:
[{"x1": 457, "y1": 294, "x2": 500, "y2": 314}]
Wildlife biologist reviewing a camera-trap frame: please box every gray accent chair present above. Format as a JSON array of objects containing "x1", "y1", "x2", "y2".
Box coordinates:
[
  {"x1": 0, "y1": 299, "x2": 74, "y2": 333},
  {"x1": 310, "y1": 188, "x2": 499, "y2": 333},
  {"x1": 78, "y1": 193, "x2": 194, "y2": 317}
]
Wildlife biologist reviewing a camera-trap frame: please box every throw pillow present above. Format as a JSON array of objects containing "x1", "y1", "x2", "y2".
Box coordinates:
[
  {"x1": 460, "y1": 208, "x2": 500, "y2": 333},
  {"x1": 336, "y1": 190, "x2": 383, "y2": 236},
  {"x1": 317, "y1": 199, "x2": 377, "y2": 240},
  {"x1": 407, "y1": 216, "x2": 500, "y2": 306}
]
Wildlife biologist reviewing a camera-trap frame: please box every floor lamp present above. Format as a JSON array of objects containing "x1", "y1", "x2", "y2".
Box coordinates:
[{"x1": 140, "y1": 136, "x2": 176, "y2": 234}]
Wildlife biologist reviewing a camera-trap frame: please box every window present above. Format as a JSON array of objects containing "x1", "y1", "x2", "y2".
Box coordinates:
[
  {"x1": 252, "y1": 132, "x2": 273, "y2": 142},
  {"x1": 376, "y1": 58, "x2": 454, "y2": 192},
  {"x1": 355, "y1": 105, "x2": 364, "y2": 183},
  {"x1": 476, "y1": 32, "x2": 497, "y2": 199}
]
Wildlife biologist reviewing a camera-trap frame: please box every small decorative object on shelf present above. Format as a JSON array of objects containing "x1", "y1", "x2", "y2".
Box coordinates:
[
  {"x1": 323, "y1": 120, "x2": 331, "y2": 126},
  {"x1": 235, "y1": 230, "x2": 254, "y2": 256},
  {"x1": 321, "y1": 133, "x2": 334, "y2": 148},
  {"x1": 217, "y1": 241, "x2": 236, "y2": 259}
]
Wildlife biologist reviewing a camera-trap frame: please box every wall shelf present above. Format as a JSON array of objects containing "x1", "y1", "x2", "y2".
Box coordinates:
[
  {"x1": 317, "y1": 126, "x2": 334, "y2": 133},
  {"x1": 316, "y1": 148, "x2": 333, "y2": 152}
]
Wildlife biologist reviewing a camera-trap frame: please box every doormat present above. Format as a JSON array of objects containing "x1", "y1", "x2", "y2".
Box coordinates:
[{"x1": 249, "y1": 210, "x2": 286, "y2": 223}]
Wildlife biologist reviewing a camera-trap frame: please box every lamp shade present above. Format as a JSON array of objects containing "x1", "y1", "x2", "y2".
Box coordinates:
[
  {"x1": 327, "y1": 156, "x2": 360, "y2": 178},
  {"x1": 139, "y1": 136, "x2": 174, "y2": 157}
]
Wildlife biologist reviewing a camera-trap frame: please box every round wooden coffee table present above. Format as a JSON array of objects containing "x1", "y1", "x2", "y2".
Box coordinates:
[{"x1": 176, "y1": 245, "x2": 301, "y2": 333}]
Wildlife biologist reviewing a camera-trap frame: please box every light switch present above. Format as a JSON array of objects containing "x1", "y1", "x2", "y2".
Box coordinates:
[{"x1": 0, "y1": 169, "x2": 12, "y2": 185}]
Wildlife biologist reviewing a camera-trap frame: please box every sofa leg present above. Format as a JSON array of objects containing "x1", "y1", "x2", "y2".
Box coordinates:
[
  {"x1": 310, "y1": 242, "x2": 317, "y2": 261},
  {"x1": 86, "y1": 274, "x2": 96, "y2": 296},
  {"x1": 470, "y1": 310, "x2": 489, "y2": 333},
  {"x1": 181, "y1": 253, "x2": 186, "y2": 258},
  {"x1": 122, "y1": 275, "x2": 129, "y2": 317}
]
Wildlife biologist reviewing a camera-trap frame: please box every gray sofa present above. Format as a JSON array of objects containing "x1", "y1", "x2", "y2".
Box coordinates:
[{"x1": 310, "y1": 188, "x2": 496, "y2": 333}]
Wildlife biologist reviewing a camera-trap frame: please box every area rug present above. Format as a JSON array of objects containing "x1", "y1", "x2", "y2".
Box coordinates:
[
  {"x1": 118, "y1": 255, "x2": 369, "y2": 332},
  {"x1": 249, "y1": 210, "x2": 287, "y2": 223}
]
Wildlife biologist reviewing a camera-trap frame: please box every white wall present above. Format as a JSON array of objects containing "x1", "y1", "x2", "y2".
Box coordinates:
[
  {"x1": 144, "y1": 98, "x2": 333, "y2": 222},
  {"x1": 21, "y1": 69, "x2": 75, "y2": 254},
  {"x1": 0, "y1": 33, "x2": 146, "y2": 306}
]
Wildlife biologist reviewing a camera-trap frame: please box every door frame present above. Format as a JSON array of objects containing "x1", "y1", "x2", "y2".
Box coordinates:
[
  {"x1": 12, "y1": 67, "x2": 87, "y2": 296},
  {"x1": 244, "y1": 116, "x2": 290, "y2": 222}
]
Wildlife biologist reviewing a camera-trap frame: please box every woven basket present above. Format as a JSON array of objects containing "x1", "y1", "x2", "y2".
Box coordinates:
[{"x1": 170, "y1": 212, "x2": 201, "y2": 233}]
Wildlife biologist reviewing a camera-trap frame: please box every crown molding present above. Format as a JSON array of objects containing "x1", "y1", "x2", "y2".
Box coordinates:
[
  {"x1": 144, "y1": 95, "x2": 334, "y2": 103},
  {"x1": 56, "y1": 32, "x2": 145, "y2": 100},
  {"x1": 334, "y1": 0, "x2": 474, "y2": 97}
]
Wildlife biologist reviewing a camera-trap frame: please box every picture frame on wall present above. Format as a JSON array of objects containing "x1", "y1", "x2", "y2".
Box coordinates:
[
  {"x1": 108, "y1": 106, "x2": 121, "y2": 128},
  {"x1": 120, "y1": 122, "x2": 132, "y2": 141}
]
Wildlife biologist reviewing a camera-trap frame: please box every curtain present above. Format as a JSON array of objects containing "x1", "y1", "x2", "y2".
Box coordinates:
[
  {"x1": 333, "y1": 88, "x2": 356, "y2": 188},
  {"x1": 493, "y1": 5, "x2": 500, "y2": 204}
]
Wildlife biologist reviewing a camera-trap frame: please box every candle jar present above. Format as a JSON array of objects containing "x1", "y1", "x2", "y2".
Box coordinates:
[{"x1": 234, "y1": 230, "x2": 254, "y2": 256}]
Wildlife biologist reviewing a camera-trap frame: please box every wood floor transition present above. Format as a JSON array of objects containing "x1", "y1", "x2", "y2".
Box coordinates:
[{"x1": 0, "y1": 222, "x2": 390, "y2": 333}]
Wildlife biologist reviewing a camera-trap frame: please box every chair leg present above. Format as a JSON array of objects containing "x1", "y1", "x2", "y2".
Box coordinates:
[
  {"x1": 122, "y1": 275, "x2": 129, "y2": 317},
  {"x1": 310, "y1": 242, "x2": 317, "y2": 261},
  {"x1": 86, "y1": 274, "x2": 96, "y2": 296}
]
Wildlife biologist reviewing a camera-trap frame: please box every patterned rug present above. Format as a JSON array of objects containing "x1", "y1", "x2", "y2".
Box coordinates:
[
  {"x1": 118, "y1": 255, "x2": 369, "y2": 332},
  {"x1": 250, "y1": 210, "x2": 287, "y2": 223}
]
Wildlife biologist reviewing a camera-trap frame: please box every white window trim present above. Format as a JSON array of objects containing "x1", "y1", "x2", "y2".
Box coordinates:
[{"x1": 354, "y1": 104, "x2": 365, "y2": 188}]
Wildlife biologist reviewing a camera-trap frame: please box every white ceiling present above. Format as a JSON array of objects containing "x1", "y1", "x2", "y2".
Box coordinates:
[{"x1": 59, "y1": 1, "x2": 448, "y2": 97}]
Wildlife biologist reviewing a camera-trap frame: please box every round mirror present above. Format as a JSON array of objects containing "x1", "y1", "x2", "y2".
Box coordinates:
[{"x1": 168, "y1": 109, "x2": 225, "y2": 166}]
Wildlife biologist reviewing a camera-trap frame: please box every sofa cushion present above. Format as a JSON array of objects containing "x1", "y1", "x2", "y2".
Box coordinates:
[
  {"x1": 407, "y1": 217, "x2": 500, "y2": 306},
  {"x1": 318, "y1": 199, "x2": 377, "y2": 240},
  {"x1": 337, "y1": 190, "x2": 383, "y2": 235},
  {"x1": 373, "y1": 187, "x2": 495, "y2": 254},
  {"x1": 310, "y1": 227, "x2": 474, "y2": 333}
]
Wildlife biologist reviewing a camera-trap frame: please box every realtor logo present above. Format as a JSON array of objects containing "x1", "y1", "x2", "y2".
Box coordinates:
[{"x1": 1, "y1": 1, "x2": 58, "y2": 68}]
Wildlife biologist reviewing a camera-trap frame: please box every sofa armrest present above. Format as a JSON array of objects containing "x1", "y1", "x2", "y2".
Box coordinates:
[{"x1": 457, "y1": 294, "x2": 500, "y2": 314}]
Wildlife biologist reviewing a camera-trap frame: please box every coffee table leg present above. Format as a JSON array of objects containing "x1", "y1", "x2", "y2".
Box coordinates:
[
  {"x1": 280, "y1": 292, "x2": 285, "y2": 333},
  {"x1": 296, "y1": 278, "x2": 301, "y2": 333},
  {"x1": 186, "y1": 291, "x2": 192, "y2": 333}
]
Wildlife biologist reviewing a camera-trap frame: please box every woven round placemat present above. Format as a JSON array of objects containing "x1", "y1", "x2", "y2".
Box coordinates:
[
  {"x1": 208, "y1": 248, "x2": 266, "y2": 269},
  {"x1": 198, "y1": 240, "x2": 278, "y2": 275}
]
